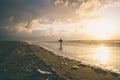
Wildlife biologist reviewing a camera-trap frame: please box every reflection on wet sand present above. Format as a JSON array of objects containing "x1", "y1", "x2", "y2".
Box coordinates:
[
  {"x1": 37, "y1": 41, "x2": 120, "y2": 73},
  {"x1": 94, "y1": 45, "x2": 110, "y2": 64}
]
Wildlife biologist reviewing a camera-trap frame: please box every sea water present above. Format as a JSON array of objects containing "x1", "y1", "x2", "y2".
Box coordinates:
[{"x1": 33, "y1": 40, "x2": 120, "y2": 73}]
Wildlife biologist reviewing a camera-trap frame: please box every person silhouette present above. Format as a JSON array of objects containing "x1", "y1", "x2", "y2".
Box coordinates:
[{"x1": 58, "y1": 38, "x2": 63, "y2": 50}]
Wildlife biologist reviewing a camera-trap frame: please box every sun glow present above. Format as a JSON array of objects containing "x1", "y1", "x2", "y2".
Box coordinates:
[{"x1": 87, "y1": 18, "x2": 116, "y2": 39}]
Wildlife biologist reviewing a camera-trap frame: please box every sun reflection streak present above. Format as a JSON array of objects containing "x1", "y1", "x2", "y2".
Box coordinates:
[{"x1": 94, "y1": 45, "x2": 110, "y2": 64}]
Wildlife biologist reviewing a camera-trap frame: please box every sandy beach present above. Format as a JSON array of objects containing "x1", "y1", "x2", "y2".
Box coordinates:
[{"x1": 0, "y1": 41, "x2": 120, "y2": 80}]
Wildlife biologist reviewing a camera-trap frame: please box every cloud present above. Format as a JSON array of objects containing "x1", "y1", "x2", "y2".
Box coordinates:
[
  {"x1": 54, "y1": 0, "x2": 120, "y2": 18},
  {"x1": 0, "y1": 0, "x2": 120, "y2": 40},
  {"x1": 54, "y1": 0, "x2": 81, "y2": 7},
  {"x1": 76, "y1": 0, "x2": 103, "y2": 17},
  {"x1": 0, "y1": 0, "x2": 50, "y2": 30}
]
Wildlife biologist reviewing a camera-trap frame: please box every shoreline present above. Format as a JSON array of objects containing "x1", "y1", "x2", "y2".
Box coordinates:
[
  {"x1": 35, "y1": 43, "x2": 120, "y2": 74},
  {"x1": 0, "y1": 41, "x2": 120, "y2": 80},
  {"x1": 30, "y1": 43, "x2": 120, "y2": 80}
]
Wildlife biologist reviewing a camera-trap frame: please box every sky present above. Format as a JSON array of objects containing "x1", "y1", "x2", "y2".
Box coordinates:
[{"x1": 0, "y1": 0, "x2": 120, "y2": 41}]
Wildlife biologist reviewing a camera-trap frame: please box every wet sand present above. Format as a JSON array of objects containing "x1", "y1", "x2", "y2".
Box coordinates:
[{"x1": 0, "y1": 41, "x2": 120, "y2": 80}]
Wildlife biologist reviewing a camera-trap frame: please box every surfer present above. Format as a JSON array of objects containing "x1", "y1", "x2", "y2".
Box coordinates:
[{"x1": 58, "y1": 38, "x2": 63, "y2": 50}]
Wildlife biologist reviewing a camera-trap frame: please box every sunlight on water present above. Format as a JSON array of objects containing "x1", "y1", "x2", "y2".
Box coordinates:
[
  {"x1": 94, "y1": 45, "x2": 110, "y2": 64},
  {"x1": 35, "y1": 41, "x2": 120, "y2": 73}
]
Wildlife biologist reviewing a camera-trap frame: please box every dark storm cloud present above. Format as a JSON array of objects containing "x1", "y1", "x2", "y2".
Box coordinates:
[
  {"x1": 0, "y1": 0, "x2": 51, "y2": 40},
  {"x1": 0, "y1": 0, "x2": 77, "y2": 31},
  {"x1": 0, "y1": 0, "x2": 50, "y2": 27}
]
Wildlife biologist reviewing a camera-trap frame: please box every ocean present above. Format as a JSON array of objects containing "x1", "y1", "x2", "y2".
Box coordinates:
[{"x1": 33, "y1": 40, "x2": 120, "y2": 74}]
